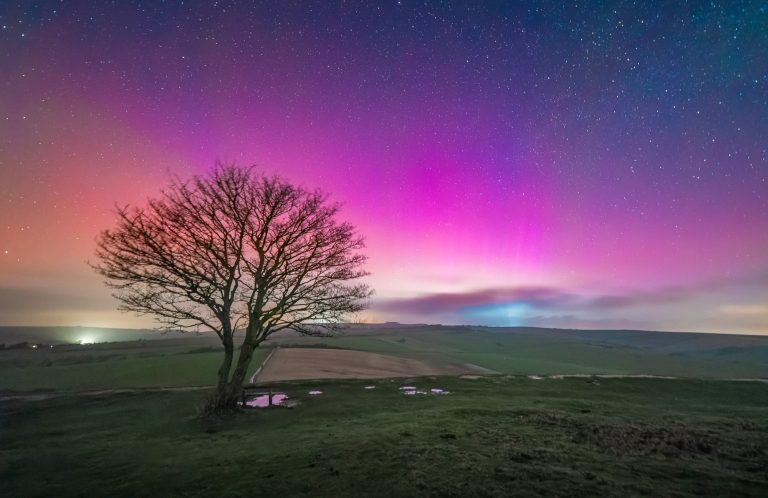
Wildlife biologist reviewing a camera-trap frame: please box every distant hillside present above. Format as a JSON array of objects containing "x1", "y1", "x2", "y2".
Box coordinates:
[
  {"x1": 342, "y1": 322, "x2": 768, "y2": 348},
  {"x1": 3, "y1": 323, "x2": 768, "y2": 371},
  {"x1": 0, "y1": 326, "x2": 216, "y2": 345},
  {"x1": 3, "y1": 323, "x2": 768, "y2": 382},
  {"x1": 269, "y1": 323, "x2": 768, "y2": 375},
  {"x1": 488, "y1": 326, "x2": 768, "y2": 364}
]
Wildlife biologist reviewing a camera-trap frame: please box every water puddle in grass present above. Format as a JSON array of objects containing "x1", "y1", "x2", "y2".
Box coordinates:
[
  {"x1": 308, "y1": 390, "x2": 323, "y2": 395},
  {"x1": 241, "y1": 393, "x2": 289, "y2": 408},
  {"x1": 401, "y1": 387, "x2": 451, "y2": 396},
  {"x1": 364, "y1": 385, "x2": 376, "y2": 390}
]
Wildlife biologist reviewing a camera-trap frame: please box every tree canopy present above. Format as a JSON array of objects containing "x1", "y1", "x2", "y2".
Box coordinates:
[{"x1": 92, "y1": 165, "x2": 371, "y2": 411}]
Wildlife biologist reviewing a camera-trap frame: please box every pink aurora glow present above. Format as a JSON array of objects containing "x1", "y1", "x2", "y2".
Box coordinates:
[{"x1": 1, "y1": 2, "x2": 766, "y2": 333}]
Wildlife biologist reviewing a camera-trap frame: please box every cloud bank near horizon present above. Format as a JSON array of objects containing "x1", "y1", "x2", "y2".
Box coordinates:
[
  {"x1": 372, "y1": 272, "x2": 768, "y2": 334},
  {"x1": 2, "y1": 269, "x2": 767, "y2": 334}
]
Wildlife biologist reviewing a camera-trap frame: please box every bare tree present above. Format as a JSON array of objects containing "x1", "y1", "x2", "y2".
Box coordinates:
[{"x1": 92, "y1": 165, "x2": 371, "y2": 412}]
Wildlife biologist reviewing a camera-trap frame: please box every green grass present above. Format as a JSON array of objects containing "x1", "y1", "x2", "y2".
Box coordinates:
[
  {"x1": 2, "y1": 376, "x2": 767, "y2": 497},
  {"x1": 0, "y1": 348, "x2": 269, "y2": 391},
  {"x1": 3, "y1": 325, "x2": 768, "y2": 395},
  {"x1": 267, "y1": 328, "x2": 768, "y2": 378},
  {"x1": 3, "y1": 327, "x2": 766, "y2": 496}
]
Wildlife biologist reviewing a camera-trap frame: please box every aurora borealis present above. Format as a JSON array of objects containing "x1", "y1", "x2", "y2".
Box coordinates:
[{"x1": 1, "y1": 1, "x2": 767, "y2": 333}]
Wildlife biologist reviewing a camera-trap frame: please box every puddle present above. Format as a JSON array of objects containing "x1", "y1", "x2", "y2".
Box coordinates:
[
  {"x1": 364, "y1": 385, "x2": 376, "y2": 390},
  {"x1": 399, "y1": 386, "x2": 417, "y2": 390},
  {"x1": 401, "y1": 387, "x2": 451, "y2": 396},
  {"x1": 241, "y1": 393, "x2": 288, "y2": 408},
  {"x1": 528, "y1": 375, "x2": 544, "y2": 380},
  {"x1": 308, "y1": 390, "x2": 323, "y2": 395}
]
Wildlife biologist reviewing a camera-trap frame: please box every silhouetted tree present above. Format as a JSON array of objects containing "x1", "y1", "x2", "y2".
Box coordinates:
[{"x1": 92, "y1": 165, "x2": 371, "y2": 413}]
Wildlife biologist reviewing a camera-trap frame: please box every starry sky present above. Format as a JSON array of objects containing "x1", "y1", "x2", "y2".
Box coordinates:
[{"x1": 1, "y1": 1, "x2": 767, "y2": 334}]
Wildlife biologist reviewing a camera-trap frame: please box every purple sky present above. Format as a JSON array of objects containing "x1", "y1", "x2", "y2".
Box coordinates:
[{"x1": 1, "y1": 1, "x2": 767, "y2": 333}]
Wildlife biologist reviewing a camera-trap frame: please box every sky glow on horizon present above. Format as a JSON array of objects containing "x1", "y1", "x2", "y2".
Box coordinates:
[{"x1": 1, "y1": 1, "x2": 767, "y2": 334}]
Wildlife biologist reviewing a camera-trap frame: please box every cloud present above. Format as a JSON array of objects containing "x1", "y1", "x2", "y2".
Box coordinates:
[
  {"x1": 0, "y1": 286, "x2": 115, "y2": 314},
  {"x1": 584, "y1": 286, "x2": 694, "y2": 309},
  {"x1": 374, "y1": 285, "x2": 695, "y2": 317},
  {"x1": 373, "y1": 270, "x2": 768, "y2": 324},
  {"x1": 718, "y1": 304, "x2": 768, "y2": 316},
  {"x1": 584, "y1": 270, "x2": 768, "y2": 310},
  {"x1": 719, "y1": 270, "x2": 768, "y2": 288},
  {"x1": 374, "y1": 286, "x2": 576, "y2": 315}
]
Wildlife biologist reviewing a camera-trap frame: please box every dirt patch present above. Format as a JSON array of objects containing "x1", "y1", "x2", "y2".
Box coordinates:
[{"x1": 253, "y1": 348, "x2": 481, "y2": 382}]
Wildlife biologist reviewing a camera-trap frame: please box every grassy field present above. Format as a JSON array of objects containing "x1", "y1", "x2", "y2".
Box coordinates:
[
  {"x1": 0, "y1": 342, "x2": 269, "y2": 392},
  {"x1": 2, "y1": 325, "x2": 767, "y2": 394},
  {"x1": 2, "y1": 376, "x2": 767, "y2": 497},
  {"x1": 266, "y1": 327, "x2": 768, "y2": 378},
  {"x1": 2, "y1": 327, "x2": 767, "y2": 496}
]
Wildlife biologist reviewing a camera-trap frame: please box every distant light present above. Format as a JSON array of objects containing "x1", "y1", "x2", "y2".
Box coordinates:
[{"x1": 77, "y1": 335, "x2": 96, "y2": 344}]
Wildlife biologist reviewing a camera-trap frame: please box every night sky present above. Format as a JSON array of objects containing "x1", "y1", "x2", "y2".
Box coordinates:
[{"x1": 1, "y1": 1, "x2": 767, "y2": 333}]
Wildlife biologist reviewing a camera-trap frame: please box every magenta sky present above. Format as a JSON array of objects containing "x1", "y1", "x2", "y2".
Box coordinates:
[{"x1": 1, "y1": 1, "x2": 767, "y2": 333}]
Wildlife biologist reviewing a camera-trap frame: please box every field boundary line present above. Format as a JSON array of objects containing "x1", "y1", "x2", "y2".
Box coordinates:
[{"x1": 249, "y1": 347, "x2": 277, "y2": 384}]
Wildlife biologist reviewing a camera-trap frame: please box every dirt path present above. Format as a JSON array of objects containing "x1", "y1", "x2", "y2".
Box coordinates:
[{"x1": 253, "y1": 347, "x2": 486, "y2": 383}]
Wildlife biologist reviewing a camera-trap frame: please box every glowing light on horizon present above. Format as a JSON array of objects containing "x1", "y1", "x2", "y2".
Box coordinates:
[
  {"x1": 76, "y1": 334, "x2": 98, "y2": 345},
  {"x1": 461, "y1": 303, "x2": 532, "y2": 327}
]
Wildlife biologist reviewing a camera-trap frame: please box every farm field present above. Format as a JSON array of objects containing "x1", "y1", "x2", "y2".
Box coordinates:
[
  {"x1": 264, "y1": 325, "x2": 768, "y2": 379},
  {"x1": 253, "y1": 347, "x2": 488, "y2": 383},
  {"x1": 2, "y1": 325, "x2": 768, "y2": 395},
  {"x1": 0, "y1": 339, "x2": 268, "y2": 392},
  {"x1": 2, "y1": 326, "x2": 768, "y2": 496},
  {"x1": 2, "y1": 376, "x2": 767, "y2": 497}
]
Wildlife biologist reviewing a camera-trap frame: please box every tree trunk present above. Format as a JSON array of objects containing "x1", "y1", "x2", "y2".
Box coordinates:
[
  {"x1": 204, "y1": 330, "x2": 236, "y2": 415},
  {"x1": 202, "y1": 325, "x2": 261, "y2": 415},
  {"x1": 203, "y1": 343, "x2": 259, "y2": 415},
  {"x1": 217, "y1": 341, "x2": 234, "y2": 390},
  {"x1": 204, "y1": 341, "x2": 233, "y2": 411},
  {"x1": 226, "y1": 340, "x2": 256, "y2": 400}
]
